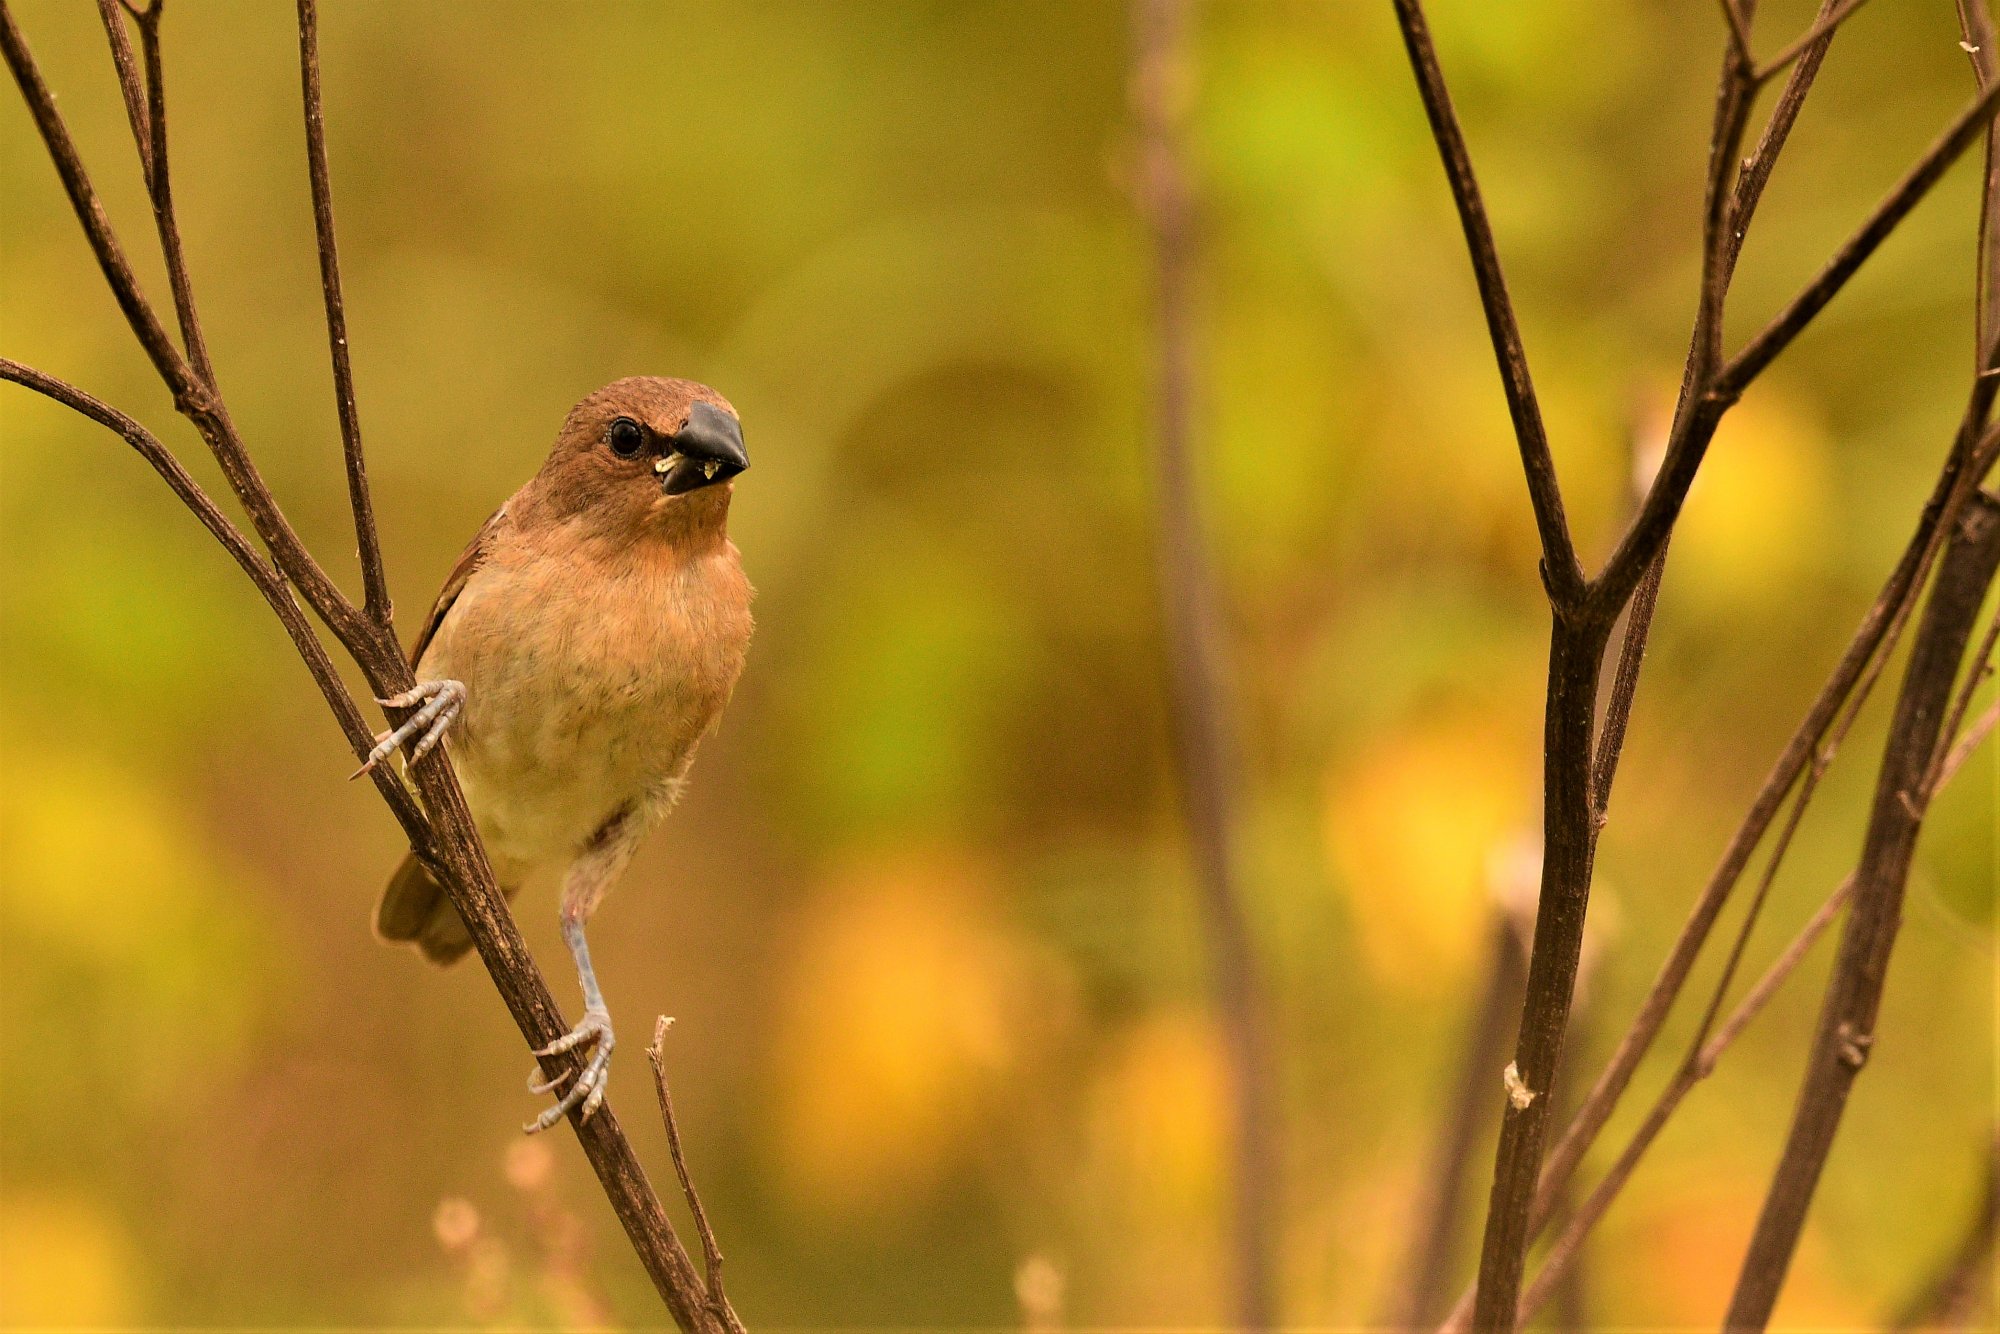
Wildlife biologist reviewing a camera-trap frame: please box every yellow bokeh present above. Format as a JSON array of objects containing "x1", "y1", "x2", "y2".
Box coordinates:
[
  {"x1": 1324, "y1": 718, "x2": 1533, "y2": 994},
  {"x1": 0, "y1": 1193, "x2": 139, "y2": 1329},
  {"x1": 1671, "y1": 389, "x2": 1834, "y2": 613},
  {"x1": 768, "y1": 850, "x2": 1027, "y2": 1211},
  {"x1": 1087, "y1": 1008, "x2": 1229, "y2": 1221}
]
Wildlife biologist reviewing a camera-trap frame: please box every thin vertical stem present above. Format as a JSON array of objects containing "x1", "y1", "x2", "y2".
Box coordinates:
[
  {"x1": 297, "y1": 0, "x2": 392, "y2": 624},
  {"x1": 1132, "y1": 0, "x2": 1277, "y2": 1325}
]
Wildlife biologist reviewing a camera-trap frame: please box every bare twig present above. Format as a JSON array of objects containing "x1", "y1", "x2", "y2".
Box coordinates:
[
  {"x1": 1753, "y1": 0, "x2": 1876, "y2": 85},
  {"x1": 297, "y1": 0, "x2": 392, "y2": 624},
  {"x1": 1388, "y1": 0, "x2": 1583, "y2": 605},
  {"x1": 1720, "y1": 81, "x2": 2000, "y2": 397},
  {"x1": 1518, "y1": 878, "x2": 1854, "y2": 1326},
  {"x1": 1131, "y1": 2, "x2": 1277, "y2": 1325},
  {"x1": 1388, "y1": 907, "x2": 1530, "y2": 1329},
  {"x1": 648, "y1": 1017, "x2": 731, "y2": 1326},
  {"x1": 2, "y1": 5, "x2": 739, "y2": 1328},
  {"x1": 1725, "y1": 492, "x2": 2000, "y2": 1328}
]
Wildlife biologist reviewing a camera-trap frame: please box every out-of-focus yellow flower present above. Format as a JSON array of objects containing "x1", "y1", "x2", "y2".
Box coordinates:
[
  {"x1": 1672, "y1": 390, "x2": 1833, "y2": 613},
  {"x1": 1088, "y1": 1008, "x2": 1229, "y2": 1220},
  {"x1": 1324, "y1": 719, "x2": 1532, "y2": 994},
  {"x1": 1611, "y1": 1179, "x2": 1859, "y2": 1325},
  {"x1": 0, "y1": 1193, "x2": 139, "y2": 1329},
  {"x1": 768, "y1": 851, "x2": 1027, "y2": 1211}
]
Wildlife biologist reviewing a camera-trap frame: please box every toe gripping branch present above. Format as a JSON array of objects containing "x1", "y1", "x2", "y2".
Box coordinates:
[{"x1": 352, "y1": 678, "x2": 466, "y2": 779}]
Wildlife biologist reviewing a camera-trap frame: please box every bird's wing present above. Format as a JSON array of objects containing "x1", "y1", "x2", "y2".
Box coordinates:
[{"x1": 409, "y1": 504, "x2": 507, "y2": 668}]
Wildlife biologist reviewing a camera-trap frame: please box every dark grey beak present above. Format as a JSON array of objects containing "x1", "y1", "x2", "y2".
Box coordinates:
[{"x1": 659, "y1": 401, "x2": 749, "y2": 495}]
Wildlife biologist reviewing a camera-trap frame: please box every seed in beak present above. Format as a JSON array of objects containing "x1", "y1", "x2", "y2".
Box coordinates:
[
  {"x1": 702, "y1": 459, "x2": 719, "y2": 480},
  {"x1": 654, "y1": 455, "x2": 675, "y2": 475}
]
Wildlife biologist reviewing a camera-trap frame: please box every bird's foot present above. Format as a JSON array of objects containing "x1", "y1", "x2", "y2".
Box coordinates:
[
  {"x1": 351, "y1": 679, "x2": 465, "y2": 779},
  {"x1": 524, "y1": 1005, "x2": 615, "y2": 1133}
]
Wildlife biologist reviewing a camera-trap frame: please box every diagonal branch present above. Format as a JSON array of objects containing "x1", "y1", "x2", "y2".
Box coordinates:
[
  {"x1": 296, "y1": 0, "x2": 391, "y2": 625},
  {"x1": 1388, "y1": 0, "x2": 1583, "y2": 607},
  {"x1": 0, "y1": 358, "x2": 427, "y2": 846},
  {"x1": 1720, "y1": 81, "x2": 2000, "y2": 397},
  {"x1": 1724, "y1": 491, "x2": 2000, "y2": 1327}
]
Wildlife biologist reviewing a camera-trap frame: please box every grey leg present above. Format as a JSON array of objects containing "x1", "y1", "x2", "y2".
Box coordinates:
[{"x1": 524, "y1": 804, "x2": 648, "y2": 1133}]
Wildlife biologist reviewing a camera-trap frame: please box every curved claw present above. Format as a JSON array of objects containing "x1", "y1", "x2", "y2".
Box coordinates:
[{"x1": 524, "y1": 1008, "x2": 614, "y2": 1134}]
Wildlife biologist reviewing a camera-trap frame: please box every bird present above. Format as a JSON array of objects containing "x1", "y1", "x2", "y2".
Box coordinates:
[{"x1": 362, "y1": 376, "x2": 753, "y2": 1132}]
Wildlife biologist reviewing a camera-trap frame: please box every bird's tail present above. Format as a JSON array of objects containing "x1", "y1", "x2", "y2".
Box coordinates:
[{"x1": 375, "y1": 852, "x2": 485, "y2": 966}]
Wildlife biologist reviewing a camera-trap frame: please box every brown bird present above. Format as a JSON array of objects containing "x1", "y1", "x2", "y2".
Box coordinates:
[{"x1": 365, "y1": 376, "x2": 753, "y2": 1131}]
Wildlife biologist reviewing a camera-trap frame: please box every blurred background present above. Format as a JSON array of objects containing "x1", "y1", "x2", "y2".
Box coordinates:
[{"x1": 1, "y1": 0, "x2": 1994, "y2": 1327}]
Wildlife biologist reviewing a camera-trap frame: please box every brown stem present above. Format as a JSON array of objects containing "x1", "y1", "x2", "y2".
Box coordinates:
[
  {"x1": 1387, "y1": 0, "x2": 1584, "y2": 606},
  {"x1": 0, "y1": 360, "x2": 428, "y2": 847},
  {"x1": 1466, "y1": 613, "x2": 1608, "y2": 1330},
  {"x1": 1388, "y1": 909, "x2": 1530, "y2": 1329},
  {"x1": 648, "y1": 1017, "x2": 736, "y2": 1330},
  {"x1": 2, "y1": 4, "x2": 739, "y2": 1326},
  {"x1": 1720, "y1": 81, "x2": 2000, "y2": 398},
  {"x1": 296, "y1": 0, "x2": 392, "y2": 625},
  {"x1": 1724, "y1": 492, "x2": 2000, "y2": 1328},
  {"x1": 1131, "y1": 0, "x2": 1277, "y2": 1325},
  {"x1": 1518, "y1": 878, "x2": 1854, "y2": 1326},
  {"x1": 1753, "y1": 0, "x2": 1876, "y2": 85}
]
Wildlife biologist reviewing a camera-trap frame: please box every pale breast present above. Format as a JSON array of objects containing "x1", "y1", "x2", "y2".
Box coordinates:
[{"x1": 420, "y1": 535, "x2": 752, "y2": 880}]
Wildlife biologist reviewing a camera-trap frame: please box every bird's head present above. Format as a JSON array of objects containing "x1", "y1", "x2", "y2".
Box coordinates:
[{"x1": 531, "y1": 376, "x2": 749, "y2": 540}]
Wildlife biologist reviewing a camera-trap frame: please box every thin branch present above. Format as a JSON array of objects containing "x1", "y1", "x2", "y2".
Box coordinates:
[
  {"x1": 1720, "y1": 80, "x2": 2000, "y2": 397},
  {"x1": 1959, "y1": 0, "x2": 2000, "y2": 372},
  {"x1": 1926, "y1": 602, "x2": 2000, "y2": 796},
  {"x1": 1588, "y1": 550, "x2": 1662, "y2": 820},
  {"x1": 648, "y1": 1017, "x2": 732, "y2": 1327},
  {"x1": 0, "y1": 0, "x2": 370, "y2": 654},
  {"x1": 2, "y1": 4, "x2": 740, "y2": 1326},
  {"x1": 1387, "y1": 906, "x2": 1530, "y2": 1329},
  {"x1": 1725, "y1": 492, "x2": 2000, "y2": 1328},
  {"x1": 94, "y1": 0, "x2": 152, "y2": 189},
  {"x1": 1388, "y1": 0, "x2": 1584, "y2": 606},
  {"x1": 1518, "y1": 877, "x2": 1854, "y2": 1326},
  {"x1": 0, "y1": 359, "x2": 427, "y2": 845},
  {"x1": 1132, "y1": 1, "x2": 1277, "y2": 1326},
  {"x1": 296, "y1": 0, "x2": 391, "y2": 624},
  {"x1": 1718, "y1": 0, "x2": 1755, "y2": 66},
  {"x1": 1753, "y1": 0, "x2": 1876, "y2": 86}
]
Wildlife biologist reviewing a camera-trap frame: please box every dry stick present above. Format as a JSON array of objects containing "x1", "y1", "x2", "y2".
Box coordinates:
[
  {"x1": 1890, "y1": 1134, "x2": 2000, "y2": 1330},
  {"x1": 296, "y1": 0, "x2": 391, "y2": 625},
  {"x1": 2, "y1": 7, "x2": 736, "y2": 1328},
  {"x1": 1961, "y1": 0, "x2": 2000, "y2": 366},
  {"x1": 648, "y1": 1017, "x2": 730, "y2": 1324},
  {"x1": 1386, "y1": 0, "x2": 1583, "y2": 605},
  {"x1": 1131, "y1": 1, "x2": 1277, "y2": 1326},
  {"x1": 1927, "y1": 604, "x2": 2000, "y2": 797},
  {"x1": 1388, "y1": 909, "x2": 1531, "y2": 1329},
  {"x1": 1422, "y1": 4, "x2": 2000, "y2": 1322},
  {"x1": 1520, "y1": 878, "x2": 1855, "y2": 1327},
  {"x1": 0, "y1": 358, "x2": 426, "y2": 848},
  {"x1": 100, "y1": 0, "x2": 214, "y2": 391},
  {"x1": 1724, "y1": 492, "x2": 2000, "y2": 1328},
  {"x1": 95, "y1": 0, "x2": 151, "y2": 189},
  {"x1": 1720, "y1": 82, "x2": 2000, "y2": 397},
  {"x1": 1753, "y1": 0, "x2": 1876, "y2": 86},
  {"x1": 0, "y1": 1, "x2": 369, "y2": 657},
  {"x1": 1599, "y1": 77, "x2": 2000, "y2": 621}
]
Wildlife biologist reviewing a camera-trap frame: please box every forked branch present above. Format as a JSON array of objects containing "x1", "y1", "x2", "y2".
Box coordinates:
[{"x1": 0, "y1": 4, "x2": 739, "y2": 1328}]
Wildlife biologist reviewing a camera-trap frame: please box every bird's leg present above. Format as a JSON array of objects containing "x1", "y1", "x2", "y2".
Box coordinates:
[
  {"x1": 525, "y1": 804, "x2": 645, "y2": 1133},
  {"x1": 352, "y1": 678, "x2": 466, "y2": 778}
]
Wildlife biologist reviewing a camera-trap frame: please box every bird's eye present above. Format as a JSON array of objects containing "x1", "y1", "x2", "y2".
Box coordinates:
[{"x1": 606, "y1": 417, "x2": 645, "y2": 458}]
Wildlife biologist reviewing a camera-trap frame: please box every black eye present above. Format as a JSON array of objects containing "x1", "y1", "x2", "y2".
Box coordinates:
[{"x1": 607, "y1": 417, "x2": 645, "y2": 458}]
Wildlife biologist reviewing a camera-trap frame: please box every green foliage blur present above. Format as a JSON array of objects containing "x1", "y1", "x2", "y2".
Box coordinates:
[{"x1": 1, "y1": 1, "x2": 1993, "y2": 1327}]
